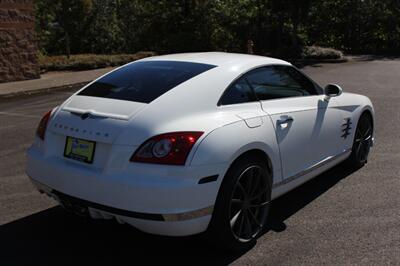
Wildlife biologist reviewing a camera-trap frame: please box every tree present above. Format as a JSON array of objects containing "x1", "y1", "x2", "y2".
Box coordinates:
[
  {"x1": 35, "y1": 0, "x2": 93, "y2": 56},
  {"x1": 35, "y1": 0, "x2": 400, "y2": 56}
]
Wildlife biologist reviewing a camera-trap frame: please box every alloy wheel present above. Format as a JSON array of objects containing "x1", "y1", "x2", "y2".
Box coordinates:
[
  {"x1": 354, "y1": 115, "x2": 373, "y2": 163},
  {"x1": 229, "y1": 165, "x2": 270, "y2": 242}
]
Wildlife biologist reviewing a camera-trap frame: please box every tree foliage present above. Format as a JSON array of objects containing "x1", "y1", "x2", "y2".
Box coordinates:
[{"x1": 35, "y1": 0, "x2": 400, "y2": 56}]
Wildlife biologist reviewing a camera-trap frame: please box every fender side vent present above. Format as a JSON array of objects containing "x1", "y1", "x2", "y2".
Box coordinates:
[
  {"x1": 198, "y1": 175, "x2": 219, "y2": 184},
  {"x1": 342, "y1": 118, "x2": 352, "y2": 139}
]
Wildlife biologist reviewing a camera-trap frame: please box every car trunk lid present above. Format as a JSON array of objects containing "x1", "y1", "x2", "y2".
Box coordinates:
[
  {"x1": 49, "y1": 96, "x2": 146, "y2": 144},
  {"x1": 62, "y1": 95, "x2": 145, "y2": 121}
]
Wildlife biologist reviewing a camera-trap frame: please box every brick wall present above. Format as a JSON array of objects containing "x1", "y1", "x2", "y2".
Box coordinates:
[{"x1": 0, "y1": 0, "x2": 40, "y2": 83}]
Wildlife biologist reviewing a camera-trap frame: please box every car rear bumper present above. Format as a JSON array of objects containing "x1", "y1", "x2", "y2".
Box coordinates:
[{"x1": 26, "y1": 146, "x2": 226, "y2": 236}]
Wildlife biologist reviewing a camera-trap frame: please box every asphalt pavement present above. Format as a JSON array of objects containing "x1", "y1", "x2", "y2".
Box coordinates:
[{"x1": 0, "y1": 57, "x2": 399, "y2": 265}]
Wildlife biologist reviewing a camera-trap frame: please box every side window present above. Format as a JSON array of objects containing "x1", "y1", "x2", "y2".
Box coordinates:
[
  {"x1": 246, "y1": 66, "x2": 318, "y2": 101},
  {"x1": 283, "y1": 66, "x2": 319, "y2": 95},
  {"x1": 219, "y1": 77, "x2": 257, "y2": 105}
]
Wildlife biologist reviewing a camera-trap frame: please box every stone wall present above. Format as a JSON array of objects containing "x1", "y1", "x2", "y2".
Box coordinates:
[{"x1": 0, "y1": 0, "x2": 40, "y2": 83}]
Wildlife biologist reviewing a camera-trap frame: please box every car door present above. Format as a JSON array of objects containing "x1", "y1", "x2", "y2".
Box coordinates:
[
  {"x1": 217, "y1": 75, "x2": 283, "y2": 184},
  {"x1": 245, "y1": 65, "x2": 344, "y2": 180}
]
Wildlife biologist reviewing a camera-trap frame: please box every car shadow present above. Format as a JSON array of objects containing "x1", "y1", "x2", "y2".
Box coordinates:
[
  {"x1": 0, "y1": 163, "x2": 358, "y2": 265},
  {"x1": 265, "y1": 163, "x2": 358, "y2": 233}
]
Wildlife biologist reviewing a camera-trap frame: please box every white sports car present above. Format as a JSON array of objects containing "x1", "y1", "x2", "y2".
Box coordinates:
[{"x1": 26, "y1": 52, "x2": 374, "y2": 250}]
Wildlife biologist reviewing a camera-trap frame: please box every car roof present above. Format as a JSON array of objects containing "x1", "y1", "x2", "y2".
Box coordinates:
[{"x1": 139, "y1": 52, "x2": 291, "y2": 68}]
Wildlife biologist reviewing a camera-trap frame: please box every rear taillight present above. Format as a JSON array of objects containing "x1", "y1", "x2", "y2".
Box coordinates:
[
  {"x1": 130, "y1": 132, "x2": 204, "y2": 165},
  {"x1": 36, "y1": 110, "x2": 52, "y2": 140}
]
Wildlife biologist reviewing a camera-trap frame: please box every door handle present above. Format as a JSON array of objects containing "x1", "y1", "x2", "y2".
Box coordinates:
[{"x1": 278, "y1": 116, "x2": 294, "y2": 125}]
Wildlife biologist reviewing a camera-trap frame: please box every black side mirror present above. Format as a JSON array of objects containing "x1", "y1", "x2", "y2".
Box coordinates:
[{"x1": 324, "y1": 84, "x2": 343, "y2": 97}]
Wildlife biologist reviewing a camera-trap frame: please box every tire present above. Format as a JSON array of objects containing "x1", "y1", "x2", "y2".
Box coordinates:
[
  {"x1": 207, "y1": 154, "x2": 272, "y2": 251},
  {"x1": 346, "y1": 112, "x2": 373, "y2": 168}
]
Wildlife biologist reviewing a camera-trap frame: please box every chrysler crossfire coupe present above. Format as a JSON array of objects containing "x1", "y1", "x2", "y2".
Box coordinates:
[{"x1": 27, "y1": 52, "x2": 374, "y2": 250}]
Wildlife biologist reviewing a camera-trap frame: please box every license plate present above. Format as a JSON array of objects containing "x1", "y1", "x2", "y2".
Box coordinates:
[{"x1": 64, "y1": 137, "x2": 96, "y2": 164}]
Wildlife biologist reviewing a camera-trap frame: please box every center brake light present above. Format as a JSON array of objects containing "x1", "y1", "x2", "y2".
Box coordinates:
[{"x1": 130, "y1": 132, "x2": 204, "y2": 165}]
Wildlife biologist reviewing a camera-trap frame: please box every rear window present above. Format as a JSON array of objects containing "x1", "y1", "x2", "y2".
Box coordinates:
[{"x1": 78, "y1": 61, "x2": 216, "y2": 103}]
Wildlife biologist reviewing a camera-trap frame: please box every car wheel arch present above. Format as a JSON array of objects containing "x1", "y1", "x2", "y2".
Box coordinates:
[
  {"x1": 224, "y1": 148, "x2": 273, "y2": 188},
  {"x1": 352, "y1": 108, "x2": 374, "y2": 143},
  {"x1": 360, "y1": 109, "x2": 374, "y2": 129}
]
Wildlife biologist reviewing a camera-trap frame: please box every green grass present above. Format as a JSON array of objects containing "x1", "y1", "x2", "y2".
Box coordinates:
[{"x1": 39, "y1": 51, "x2": 156, "y2": 72}]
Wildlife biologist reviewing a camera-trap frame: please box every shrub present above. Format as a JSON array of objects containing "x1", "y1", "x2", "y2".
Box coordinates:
[
  {"x1": 39, "y1": 52, "x2": 156, "y2": 72},
  {"x1": 301, "y1": 46, "x2": 344, "y2": 60}
]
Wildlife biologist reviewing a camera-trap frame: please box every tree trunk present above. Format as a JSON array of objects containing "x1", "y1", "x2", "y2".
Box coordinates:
[
  {"x1": 292, "y1": 19, "x2": 299, "y2": 48},
  {"x1": 292, "y1": 5, "x2": 301, "y2": 48},
  {"x1": 65, "y1": 32, "x2": 71, "y2": 59}
]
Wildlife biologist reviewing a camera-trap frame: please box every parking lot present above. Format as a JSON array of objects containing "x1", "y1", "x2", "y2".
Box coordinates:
[{"x1": 0, "y1": 58, "x2": 399, "y2": 265}]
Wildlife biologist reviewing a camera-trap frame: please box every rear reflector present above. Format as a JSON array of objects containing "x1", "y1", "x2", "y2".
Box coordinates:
[{"x1": 36, "y1": 110, "x2": 52, "y2": 140}]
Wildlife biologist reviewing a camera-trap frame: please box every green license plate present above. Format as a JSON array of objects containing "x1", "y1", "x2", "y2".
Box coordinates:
[{"x1": 64, "y1": 137, "x2": 96, "y2": 164}]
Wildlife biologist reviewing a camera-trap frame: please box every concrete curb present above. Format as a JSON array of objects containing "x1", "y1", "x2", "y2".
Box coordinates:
[
  {"x1": 290, "y1": 57, "x2": 348, "y2": 67},
  {"x1": 0, "y1": 82, "x2": 87, "y2": 100},
  {"x1": 0, "y1": 67, "x2": 113, "y2": 100}
]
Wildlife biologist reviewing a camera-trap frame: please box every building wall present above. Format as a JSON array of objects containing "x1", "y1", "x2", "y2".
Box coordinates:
[{"x1": 0, "y1": 0, "x2": 40, "y2": 83}]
